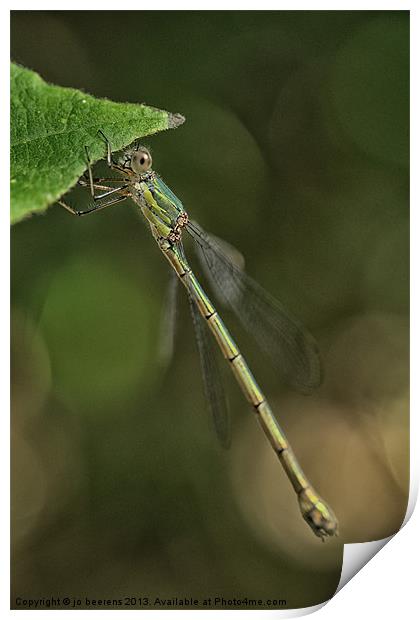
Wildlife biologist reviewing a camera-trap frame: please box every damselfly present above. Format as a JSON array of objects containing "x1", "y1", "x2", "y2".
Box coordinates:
[{"x1": 59, "y1": 132, "x2": 338, "y2": 540}]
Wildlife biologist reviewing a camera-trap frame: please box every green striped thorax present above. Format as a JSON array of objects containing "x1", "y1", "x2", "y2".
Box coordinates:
[{"x1": 119, "y1": 144, "x2": 188, "y2": 242}]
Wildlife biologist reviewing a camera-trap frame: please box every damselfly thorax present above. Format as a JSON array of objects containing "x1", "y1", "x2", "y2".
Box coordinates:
[{"x1": 130, "y1": 171, "x2": 189, "y2": 243}]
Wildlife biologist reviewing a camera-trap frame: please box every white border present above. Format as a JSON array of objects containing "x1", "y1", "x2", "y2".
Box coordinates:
[{"x1": 3, "y1": 2, "x2": 414, "y2": 10}]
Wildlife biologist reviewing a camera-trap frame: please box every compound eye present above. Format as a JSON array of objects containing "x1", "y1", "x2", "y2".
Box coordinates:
[{"x1": 131, "y1": 148, "x2": 152, "y2": 173}]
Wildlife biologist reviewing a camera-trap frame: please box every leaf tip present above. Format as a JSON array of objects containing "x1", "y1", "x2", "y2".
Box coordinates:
[{"x1": 168, "y1": 112, "x2": 186, "y2": 129}]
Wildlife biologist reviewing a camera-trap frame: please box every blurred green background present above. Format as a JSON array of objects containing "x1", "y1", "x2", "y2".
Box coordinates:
[{"x1": 11, "y1": 10, "x2": 409, "y2": 610}]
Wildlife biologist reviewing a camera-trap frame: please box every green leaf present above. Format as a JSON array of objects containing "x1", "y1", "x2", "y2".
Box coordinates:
[{"x1": 10, "y1": 63, "x2": 185, "y2": 224}]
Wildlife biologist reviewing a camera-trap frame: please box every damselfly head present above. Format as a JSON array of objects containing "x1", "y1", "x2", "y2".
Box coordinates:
[
  {"x1": 120, "y1": 144, "x2": 153, "y2": 175},
  {"x1": 131, "y1": 145, "x2": 153, "y2": 174}
]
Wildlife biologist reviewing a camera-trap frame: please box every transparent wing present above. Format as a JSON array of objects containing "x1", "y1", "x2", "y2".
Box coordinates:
[
  {"x1": 188, "y1": 293, "x2": 231, "y2": 448},
  {"x1": 187, "y1": 220, "x2": 322, "y2": 393},
  {"x1": 157, "y1": 271, "x2": 179, "y2": 366}
]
